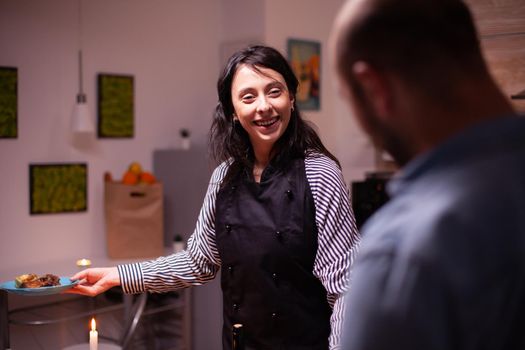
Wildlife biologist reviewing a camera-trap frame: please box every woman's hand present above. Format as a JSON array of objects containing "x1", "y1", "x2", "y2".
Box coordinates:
[{"x1": 66, "y1": 267, "x2": 120, "y2": 297}]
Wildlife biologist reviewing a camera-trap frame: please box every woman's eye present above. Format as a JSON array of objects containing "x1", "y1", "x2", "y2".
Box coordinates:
[
  {"x1": 241, "y1": 94, "x2": 255, "y2": 102},
  {"x1": 269, "y1": 89, "x2": 281, "y2": 97}
]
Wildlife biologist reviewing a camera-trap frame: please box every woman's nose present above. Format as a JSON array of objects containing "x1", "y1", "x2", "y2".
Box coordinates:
[{"x1": 256, "y1": 96, "x2": 272, "y2": 114}]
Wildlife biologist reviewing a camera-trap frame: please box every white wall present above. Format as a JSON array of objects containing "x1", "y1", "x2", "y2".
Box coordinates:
[
  {"x1": 0, "y1": 0, "x2": 222, "y2": 268},
  {"x1": 218, "y1": 0, "x2": 266, "y2": 74},
  {"x1": 0, "y1": 0, "x2": 375, "y2": 267},
  {"x1": 264, "y1": 0, "x2": 375, "y2": 181}
]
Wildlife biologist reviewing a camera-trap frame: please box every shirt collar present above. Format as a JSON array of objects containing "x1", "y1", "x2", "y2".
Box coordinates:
[{"x1": 387, "y1": 114, "x2": 525, "y2": 196}]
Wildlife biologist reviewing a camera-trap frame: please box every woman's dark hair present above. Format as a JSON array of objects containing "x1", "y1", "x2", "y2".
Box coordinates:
[{"x1": 209, "y1": 45, "x2": 339, "y2": 185}]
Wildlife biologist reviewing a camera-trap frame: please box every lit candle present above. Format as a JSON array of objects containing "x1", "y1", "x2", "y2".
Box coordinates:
[
  {"x1": 76, "y1": 258, "x2": 92, "y2": 267},
  {"x1": 89, "y1": 317, "x2": 98, "y2": 350}
]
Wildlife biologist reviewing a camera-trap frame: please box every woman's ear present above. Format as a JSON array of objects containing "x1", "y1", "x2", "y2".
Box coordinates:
[{"x1": 352, "y1": 61, "x2": 393, "y2": 121}]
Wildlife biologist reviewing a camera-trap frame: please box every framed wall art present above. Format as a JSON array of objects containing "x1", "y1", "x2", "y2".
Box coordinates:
[
  {"x1": 0, "y1": 66, "x2": 18, "y2": 138},
  {"x1": 287, "y1": 39, "x2": 321, "y2": 110},
  {"x1": 29, "y1": 163, "x2": 88, "y2": 215},
  {"x1": 97, "y1": 73, "x2": 134, "y2": 138}
]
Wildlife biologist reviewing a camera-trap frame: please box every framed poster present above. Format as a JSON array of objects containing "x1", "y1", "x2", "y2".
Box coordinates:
[
  {"x1": 287, "y1": 39, "x2": 321, "y2": 110},
  {"x1": 97, "y1": 73, "x2": 134, "y2": 138},
  {"x1": 29, "y1": 163, "x2": 88, "y2": 215},
  {"x1": 0, "y1": 66, "x2": 18, "y2": 138}
]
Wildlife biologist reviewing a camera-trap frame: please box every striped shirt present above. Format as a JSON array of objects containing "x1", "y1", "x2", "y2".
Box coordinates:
[{"x1": 118, "y1": 153, "x2": 360, "y2": 349}]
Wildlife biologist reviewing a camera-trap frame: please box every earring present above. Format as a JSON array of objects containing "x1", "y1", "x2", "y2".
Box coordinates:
[{"x1": 291, "y1": 105, "x2": 295, "y2": 112}]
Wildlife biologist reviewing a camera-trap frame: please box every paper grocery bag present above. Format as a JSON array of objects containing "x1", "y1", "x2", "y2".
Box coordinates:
[{"x1": 105, "y1": 182, "x2": 164, "y2": 259}]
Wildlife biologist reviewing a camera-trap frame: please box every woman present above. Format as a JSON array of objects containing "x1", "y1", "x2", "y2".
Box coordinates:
[{"x1": 70, "y1": 45, "x2": 360, "y2": 349}]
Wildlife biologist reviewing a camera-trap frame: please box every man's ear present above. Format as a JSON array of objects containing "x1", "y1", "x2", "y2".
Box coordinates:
[{"x1": 352, "y1": 61, "x2": 393, "y2": 120}]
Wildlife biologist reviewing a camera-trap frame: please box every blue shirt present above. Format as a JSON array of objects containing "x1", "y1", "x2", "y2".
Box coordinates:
[{"x1": 342, "y1": 116, "x2": 525, "y2": 350}]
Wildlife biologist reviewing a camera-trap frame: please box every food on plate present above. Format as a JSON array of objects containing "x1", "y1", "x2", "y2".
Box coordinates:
[
  {"x1": 15, "y1": 273, "x2": 61, "y2": 288},
  {"x1": 14, "y1": 274, "x2": 38, "y2": 288}
]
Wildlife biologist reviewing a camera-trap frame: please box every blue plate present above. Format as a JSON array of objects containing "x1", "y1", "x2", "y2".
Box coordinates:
[{"x1": 0, "y1": 277, "x2": 80, "y2": 296}]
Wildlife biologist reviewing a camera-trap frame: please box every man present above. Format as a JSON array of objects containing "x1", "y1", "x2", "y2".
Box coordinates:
[{"x1": 330, "y1": 0, "x2": 525, "y2": 349}]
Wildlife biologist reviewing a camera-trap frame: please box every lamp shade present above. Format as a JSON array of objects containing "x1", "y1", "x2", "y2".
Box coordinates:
[{"x1": 72, "y1": 97, "x2": 94, "y2": 133}]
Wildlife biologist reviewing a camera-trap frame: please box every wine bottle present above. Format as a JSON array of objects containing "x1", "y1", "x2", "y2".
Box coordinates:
[{"x1": 232, "y1": 323, "x2": 244, "y2": 350}]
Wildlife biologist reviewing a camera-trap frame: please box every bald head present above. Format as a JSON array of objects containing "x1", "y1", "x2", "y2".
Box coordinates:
[
  {"x1": 330, "y1": 0, "x2": 513, "y2": 166},
  {"x1": 331, "y1": 0, "x2": 487, "y2": 97}
]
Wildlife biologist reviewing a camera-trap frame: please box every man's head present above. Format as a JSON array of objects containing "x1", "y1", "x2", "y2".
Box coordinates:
[{"x1": 330, "y1": 0, "x2": 500, "y2": 165}]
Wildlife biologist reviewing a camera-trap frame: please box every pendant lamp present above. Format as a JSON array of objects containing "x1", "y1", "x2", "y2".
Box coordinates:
[{"x1": 72, "y1": 0, "x2": 94, "y2": 134}]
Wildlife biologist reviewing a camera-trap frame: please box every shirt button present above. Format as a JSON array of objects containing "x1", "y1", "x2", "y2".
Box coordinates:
[
  {"x1": 233, "y1": 303, "x2": 239, "y2": 311},
  {"x1": 272, "y1": 312, "x2": 278, "y2": 319},
  {"x1": 225, "y1": 224, "x2": 232, "y2": 232},
  {"x1": 272, "y1": 272, "x2": 277, "y2": 280},
  {"x1": 228, "y1": 266, "x2": 233, "y2": 273},
  {"x1": 285, "y1": 190, "x2": 293, "y2": 199}
]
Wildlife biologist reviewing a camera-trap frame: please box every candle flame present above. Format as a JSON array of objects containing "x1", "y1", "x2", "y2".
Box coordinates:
[
  {"x1": 77, "y1": 258, "x2": 92, "y2": 267},
  {"x1": 91, "y1": 317, "x2": 96, "y2": 331}
]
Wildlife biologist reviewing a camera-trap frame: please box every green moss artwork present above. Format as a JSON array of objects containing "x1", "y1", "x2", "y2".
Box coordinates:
[
  {"x1": 30, "y1": 163, "x2": 88, "y2": 214},
  {"x1": 0, "y1": 67, "x2": 18, "y2": 138},
  {"x1": 97, "y1": 73, "x2": 134, "y2": 138}
]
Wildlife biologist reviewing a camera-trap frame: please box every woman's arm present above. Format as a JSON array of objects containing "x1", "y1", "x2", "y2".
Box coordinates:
[
  {"x1": 305, "y1": 154, "x2": 361, "y2": 349},
  {"x1": 118, "y1": 162, "x2": 230, "y2": 294}
]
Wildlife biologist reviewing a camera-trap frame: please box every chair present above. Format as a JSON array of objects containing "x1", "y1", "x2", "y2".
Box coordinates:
[{"x1": 119, "y1": 292, "x2": 148, "y2": 349}]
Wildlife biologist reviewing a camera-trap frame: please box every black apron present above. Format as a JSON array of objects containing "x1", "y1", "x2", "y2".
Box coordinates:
[{"x1": 215, "y1": 157, "x2": 331, "y2": 350}]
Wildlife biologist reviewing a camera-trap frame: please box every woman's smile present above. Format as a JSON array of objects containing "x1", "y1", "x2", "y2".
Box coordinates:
[{"x1": 253, "y1": 116, "x2": 281, "y2": 130}]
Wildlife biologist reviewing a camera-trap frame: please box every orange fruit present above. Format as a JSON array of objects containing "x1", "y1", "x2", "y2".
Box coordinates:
[
  {"x1": 140, "y1": 171, "x2": 156, "y2": 184},
  {"x1": 122, "y1": 171, "x2": 139, "y2": 185},
  {"x1": 128, "y1": 162, "x2": 142, "y2": 175}
]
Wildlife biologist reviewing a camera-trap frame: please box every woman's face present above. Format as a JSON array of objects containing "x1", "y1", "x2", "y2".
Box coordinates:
[{"x1": 230, "y1": 64, "x2": 294, "y2": 155}]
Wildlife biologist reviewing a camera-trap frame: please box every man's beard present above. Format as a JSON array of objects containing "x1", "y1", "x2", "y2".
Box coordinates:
[{"x1": 354, "y1": 94, "x2": 411, "y2": 167}]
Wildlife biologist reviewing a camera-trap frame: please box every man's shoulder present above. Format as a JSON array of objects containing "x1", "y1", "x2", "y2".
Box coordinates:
[{"x1": 361, "y1": 166, "x2": 524, "y2": 269}]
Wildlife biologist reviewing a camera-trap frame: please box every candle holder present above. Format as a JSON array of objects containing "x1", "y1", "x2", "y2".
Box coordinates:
[{"x1": 76, "y1": 258, "x2": 92, "y2": 268}]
